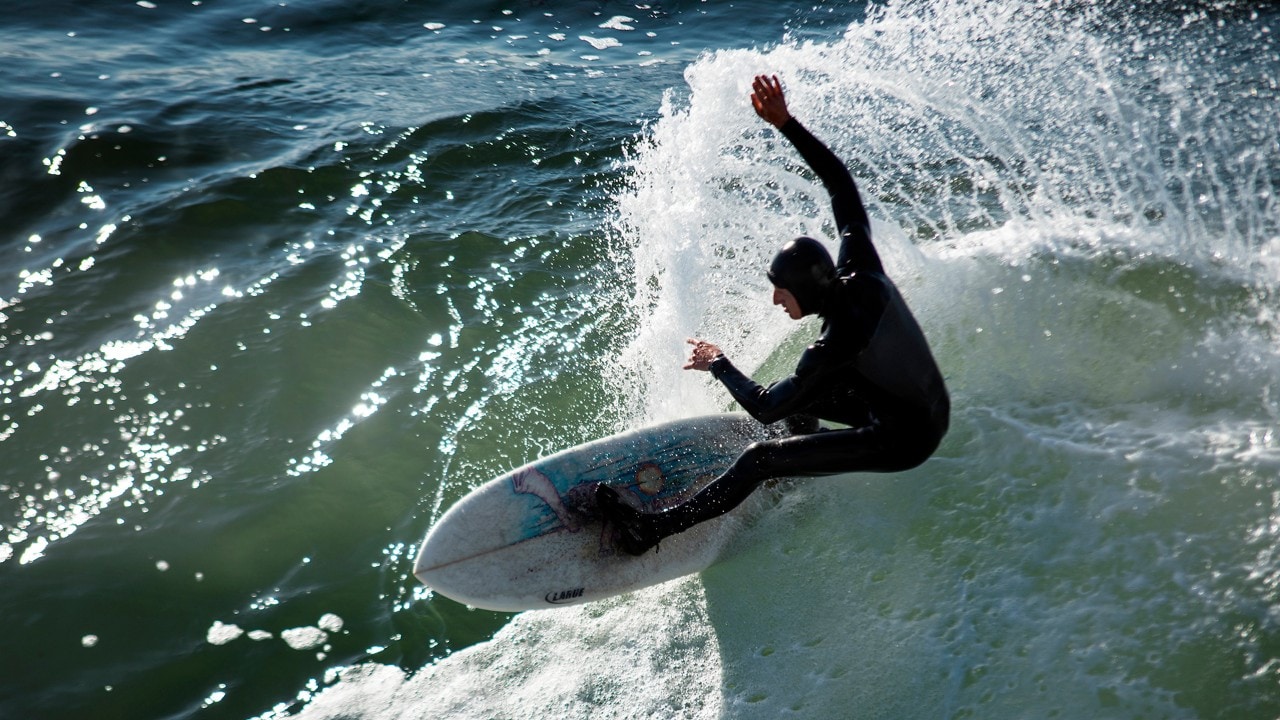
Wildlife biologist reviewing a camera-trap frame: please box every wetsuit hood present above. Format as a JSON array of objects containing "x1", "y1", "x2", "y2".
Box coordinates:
[{"x1": 767, "y1": 236, "x2": 835, "y2": 316}]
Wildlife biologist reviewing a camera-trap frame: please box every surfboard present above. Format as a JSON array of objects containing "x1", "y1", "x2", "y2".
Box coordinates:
[{"x1": 413, "y1": 413, "x2": 777, "y2": 612}]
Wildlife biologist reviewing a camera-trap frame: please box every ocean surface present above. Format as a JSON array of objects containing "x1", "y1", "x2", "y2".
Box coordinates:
[{"x1": 3, "y1": 1, "x2": 1280, "y2": 718}]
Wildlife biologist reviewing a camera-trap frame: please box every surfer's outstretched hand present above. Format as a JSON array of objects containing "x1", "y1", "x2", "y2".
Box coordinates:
[
  {"x1": 751, "y1": 74, "x2": 791, "y2": 128},
  {"x1": 684, "y1": 338, "x2": 723, "y2": 371}
]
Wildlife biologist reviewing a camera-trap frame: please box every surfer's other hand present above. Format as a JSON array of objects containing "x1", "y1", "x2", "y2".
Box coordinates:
[{"x1": 683, "y1": 338, "x2": 723, "y2": 371}]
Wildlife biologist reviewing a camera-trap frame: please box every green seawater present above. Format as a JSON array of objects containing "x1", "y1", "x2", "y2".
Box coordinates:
[{"x1": 3, "y1": 1, "x2": 1280, "y2": 719}]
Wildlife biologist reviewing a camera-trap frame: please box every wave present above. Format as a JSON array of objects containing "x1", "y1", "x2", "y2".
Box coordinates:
[{"x1": 278, "y1": 1, "x2": 1280, "y2": 718}]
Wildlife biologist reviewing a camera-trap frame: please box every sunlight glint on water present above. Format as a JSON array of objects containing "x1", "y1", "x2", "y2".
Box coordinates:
[{"x1": 283, "y1": 3, "x2": 1280, "y2": 718}]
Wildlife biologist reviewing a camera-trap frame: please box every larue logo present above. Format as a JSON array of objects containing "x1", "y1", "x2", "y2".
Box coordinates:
[{"x1": 545, "y1": 587, "x2": 585, "y2": 604}]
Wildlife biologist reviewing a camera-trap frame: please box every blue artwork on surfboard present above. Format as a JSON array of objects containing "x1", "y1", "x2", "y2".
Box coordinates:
[{"x1": 508, "y1": 430, "x2": 745, "y2": 543}]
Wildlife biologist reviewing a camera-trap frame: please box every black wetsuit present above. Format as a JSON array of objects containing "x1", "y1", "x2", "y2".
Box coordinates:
[{"x1": 599, "y1": 117, "x2": 950, "y2": 553}]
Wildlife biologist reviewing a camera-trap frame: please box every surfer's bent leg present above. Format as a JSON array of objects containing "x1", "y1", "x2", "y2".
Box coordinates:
[
  {"x1": 657, "y1": 426, "x2": 889, "y2": 533},
  {"x1": 599, "y1": 420, "x2": 944, "y2": 555}
]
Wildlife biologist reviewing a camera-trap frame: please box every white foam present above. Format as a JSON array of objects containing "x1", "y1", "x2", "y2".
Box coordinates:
[
  {"x1": 600, "y1": 16, "x2": 636, "y2": 31},
  {"x1": 317, "y1": 613, "x2": 343, "y2": 633},
  {"x1": 280, "y1": 579, "x2": 726, "y2": 719},
  {"x1": 206, "y1": 621, "x2": 244, "y2": 646},
  {"x1": 579, "y1": 35, "x2": 621, "y2": 51},
  {"x1": 278, "y1": 2, "x2": 1280, "y2": 717},
  {"x1": 282, "y1": 627, "x2": 329, "y2": 651}
]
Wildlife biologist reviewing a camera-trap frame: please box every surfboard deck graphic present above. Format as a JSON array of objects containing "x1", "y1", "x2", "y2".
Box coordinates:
[{"x1": 414, "y1": 413, "x2": 775, "y2": 611}]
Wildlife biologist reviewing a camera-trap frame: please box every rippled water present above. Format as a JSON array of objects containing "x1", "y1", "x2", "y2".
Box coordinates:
[{"x1": 3, "y1": 1, "x2": 1280, "y2": 719}]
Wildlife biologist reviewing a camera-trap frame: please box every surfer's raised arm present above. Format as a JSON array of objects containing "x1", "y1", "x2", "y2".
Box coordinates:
[{"x1": 753, "y1": 75, "x2": 881, "y2": 276}]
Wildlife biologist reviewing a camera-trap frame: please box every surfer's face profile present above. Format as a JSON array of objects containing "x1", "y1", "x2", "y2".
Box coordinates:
[{"x1": 772, "y1": 286, "x2": 803, "y2": 320}]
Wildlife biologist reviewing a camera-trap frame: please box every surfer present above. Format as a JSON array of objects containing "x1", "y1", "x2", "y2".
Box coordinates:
[{"x1": 597, "y1": 74, "x2": 950, "y2": 555}]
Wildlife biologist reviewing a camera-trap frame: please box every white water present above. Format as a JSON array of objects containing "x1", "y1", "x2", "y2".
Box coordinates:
[{"x1": 277, "y1": 2, "x2": 1280, "y2": 718}]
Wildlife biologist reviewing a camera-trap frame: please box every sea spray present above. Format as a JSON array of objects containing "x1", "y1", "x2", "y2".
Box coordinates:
[
  {"x1": 609, "y1": 0, "x2": 1280, "y2": 419},
  {"x1": 284, "y1": 2, "x2": 1280, "y2": 717}
]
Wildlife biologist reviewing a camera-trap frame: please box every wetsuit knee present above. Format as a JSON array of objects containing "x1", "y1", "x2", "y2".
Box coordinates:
[
  {"x1": 880, "y1": 413, "x2": 948, "y2": 472},
  {"x1": 730, "y1": 440, "x2": 788, "y2": 482}
]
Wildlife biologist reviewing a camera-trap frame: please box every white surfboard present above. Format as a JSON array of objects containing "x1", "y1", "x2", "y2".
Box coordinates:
[{"x1": 414, "y1": 413, "x2": 775, "y2": 611}]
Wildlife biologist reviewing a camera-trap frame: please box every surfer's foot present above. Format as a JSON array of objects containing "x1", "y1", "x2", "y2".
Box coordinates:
[{"x1": 594, "y1": 485, "x2": 665, "y2": 556}]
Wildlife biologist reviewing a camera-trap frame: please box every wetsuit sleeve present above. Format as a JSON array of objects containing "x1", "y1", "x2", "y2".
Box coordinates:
[
  {"x1": 707, "y1": 275, "x2": 888, "y2": 425},
  {"x1": 778, "y1": 117, "x2": 883, "y2": 275},
  {"x1": 708, "y1": 353, "x2": 837, "y2": 425}
]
